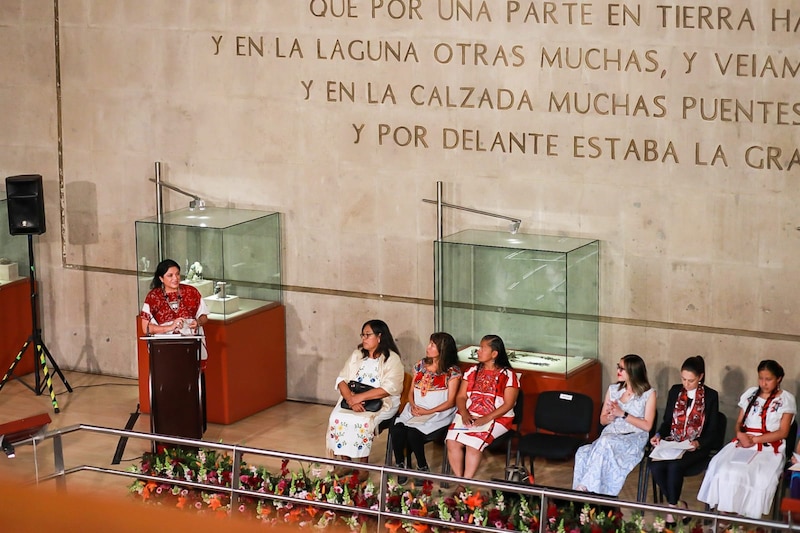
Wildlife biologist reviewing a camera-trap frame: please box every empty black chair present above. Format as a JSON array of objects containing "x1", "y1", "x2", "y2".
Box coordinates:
[{"x1": 515, "y1": 390, "x2": 593, "y2": 477}]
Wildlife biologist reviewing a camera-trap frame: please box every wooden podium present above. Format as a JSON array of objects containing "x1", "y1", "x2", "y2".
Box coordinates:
[{"x1": 145, "y1": 336, "x2": 204, "y2": 442}]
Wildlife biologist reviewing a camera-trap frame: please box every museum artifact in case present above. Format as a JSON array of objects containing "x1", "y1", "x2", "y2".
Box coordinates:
[
  {"x1": 436, "y1": 229, "x2": 601, "y2": 434},
  {"x1": 135, "y1": 207, "x2": 286, "y2": 424}
]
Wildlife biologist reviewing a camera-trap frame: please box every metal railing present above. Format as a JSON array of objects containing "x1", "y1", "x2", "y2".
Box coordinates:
[{"x1": 10, "y1": 424, "x2": 800, "y2": 532}]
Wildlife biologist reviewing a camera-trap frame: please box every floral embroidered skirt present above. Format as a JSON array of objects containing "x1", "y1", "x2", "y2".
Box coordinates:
[{"x1": 326, "y1": 404, "x2": 390, "y2": 458}]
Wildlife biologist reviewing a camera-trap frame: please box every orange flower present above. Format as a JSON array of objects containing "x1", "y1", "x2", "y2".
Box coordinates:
[
  {"x1": 286, "y1": 508, "x2": 303, "y2": 522},
  {"x1": 464, "y1": 492, "x2": 484, "y2": 509},
  {"x1": 259, "y1": 505, "x2": 272, "y2": 517},
  {"x1": 141, "y1": 482, "x2": 158, "y2": 500},
  {"x1": 177, "y1": 496, "x2": 188, "y2": 509},
  {"x1": 385, "y1": 520, "x2": 403, "y2": 532},
  {"x1": 306, "y1": 505, "x2": 319, "y2": 518},
  {"x1": 208, "y1": 496, "x2": 222, "y2": 511},
  {"x1": 411, "y1": 523, "x2": 429, "y2": 532}
]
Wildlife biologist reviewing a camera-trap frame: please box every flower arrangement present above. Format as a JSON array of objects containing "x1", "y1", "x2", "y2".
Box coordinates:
[
  {"x1": 128, "y1": 447, "x2": 706, "y2": 533},
  {"x1": 128, "y1": 446, "x2": 377, "y2": 528}
]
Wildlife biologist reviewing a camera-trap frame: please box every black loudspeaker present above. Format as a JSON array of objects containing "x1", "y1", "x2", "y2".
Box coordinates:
[{"x1": 6, "y1": 174, "x2": 46, "y2": 236}]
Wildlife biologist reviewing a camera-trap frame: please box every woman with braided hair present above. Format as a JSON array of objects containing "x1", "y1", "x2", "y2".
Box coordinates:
[{"x1": 698, "y1": 359, "x2": 796, "y2": 518}]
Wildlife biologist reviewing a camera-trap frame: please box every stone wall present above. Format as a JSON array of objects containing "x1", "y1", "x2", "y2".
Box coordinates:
[{"x1": 1, "y1": 1, "x2": 798, "y2": 418}]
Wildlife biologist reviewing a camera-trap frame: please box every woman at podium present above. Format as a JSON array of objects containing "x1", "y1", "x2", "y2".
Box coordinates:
[
  {"x1": 140, "y1": 258, "x2": 210, "y2": 440},
  {"x1": 140, "y1": 259, "x2": 209, "y2": 338}
]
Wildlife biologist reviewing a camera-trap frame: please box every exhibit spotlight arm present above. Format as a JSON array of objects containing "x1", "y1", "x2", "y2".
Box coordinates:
[
  {"x1": 424, "y1": 181, "x2": 522, "y2": 331},
  {"x1": 151, "y1": 161, "x2": 207, "y2": 261},
  {"x1": 421, "y1": 198, "x2": 522, "y2": 234},
  {"x1": 148, "y1": 177, "x2": 206, "y2": 211}
]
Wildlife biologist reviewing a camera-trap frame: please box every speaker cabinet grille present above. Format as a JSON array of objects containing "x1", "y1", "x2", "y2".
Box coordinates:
[{"x1": 6, "y1": 174, "x2": 46, "y2": 236}]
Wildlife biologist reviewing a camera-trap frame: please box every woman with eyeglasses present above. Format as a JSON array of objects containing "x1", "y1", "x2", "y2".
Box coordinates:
[
  {"x1": 445, "y1": 334, "x2": 519, "y2": 479},
  {"x1": 649, "y1": 356, "x2": 719, "y2": 524},
  {"x1": 389, "y1": 332, "x2": 462, "y2": 481},
  {"x1": 698, "y1": 359, "x2": 796, "y2": 518},
  {"x1": 572, "y1": 353, "x2": 657, "y2": 496},
  {"x1": 326, "y1": 319, "x2": 404, "y2": 478}
]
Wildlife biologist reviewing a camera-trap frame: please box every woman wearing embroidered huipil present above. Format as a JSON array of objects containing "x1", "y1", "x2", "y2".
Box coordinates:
[
  {"x1": 326, "y1": 320, "x2": 404, "y2": 469},
  {"x1": 698, "y1": 359, "x2": 796, "y2": 518},
  {"x1": 572, "y1": 353, "x2": 657, "y2": 496},
  {"x1": 390, "y1": 332, "x2": 462, "y2": 478},
  {"x1": 446, "y1": 334, "x2": 519, "y2": 479},
  {"x1": 649, "y1": 356, "x2": 719, "y2": 521},
  {"x1": 140, "y1": 259, "x2": 209, "y2": 339}
]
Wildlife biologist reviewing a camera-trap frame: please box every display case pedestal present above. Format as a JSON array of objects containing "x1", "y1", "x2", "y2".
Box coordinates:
[
  {"x1": 0, "y1": 279, "x2": 35, "y2": 377},
  {"x1": 137, "y1": 302, "x2": 287, "y2": 424}
]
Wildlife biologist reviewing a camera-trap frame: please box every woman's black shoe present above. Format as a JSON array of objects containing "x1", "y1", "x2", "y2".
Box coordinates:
[{"x1": 395, "y1": 462, "x2": 407, "y2": 484}]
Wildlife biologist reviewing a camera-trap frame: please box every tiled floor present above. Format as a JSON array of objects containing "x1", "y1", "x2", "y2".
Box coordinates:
[{"x1": 0, "y1": 371, "x2": 705, "y2": 510}]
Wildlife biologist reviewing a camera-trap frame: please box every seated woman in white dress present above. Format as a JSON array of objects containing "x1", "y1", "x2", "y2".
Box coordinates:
[
  {"x1": 573, "y1": 353, "x2": 657, "y2": 496},
  {"x1": 390, "y1": 332, "x2": 462, "y2": 479},
  {"x1": 698, "y1": 359, "x2": 796, "y2": 518},
  {"x1": 326, "y1": 319, "x2": 405, "y2": 475}
]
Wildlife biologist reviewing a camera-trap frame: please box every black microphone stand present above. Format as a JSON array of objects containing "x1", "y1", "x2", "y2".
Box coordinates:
[{"x1": 0, "y1": 234, "x2": 72, "y2": 412}]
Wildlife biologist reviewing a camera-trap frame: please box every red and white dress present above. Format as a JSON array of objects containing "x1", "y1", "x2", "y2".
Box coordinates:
[
  {"x1": 445, "y1": 366, "x2": 519, "y2": 451},
  {"x1": 140, "y1": 283, "x2": 209, "y2": 358}
]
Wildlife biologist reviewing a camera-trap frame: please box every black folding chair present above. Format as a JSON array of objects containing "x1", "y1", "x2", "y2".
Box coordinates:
[{"x1": 515, "y1": 390, "x2": 593, "y2": 477}]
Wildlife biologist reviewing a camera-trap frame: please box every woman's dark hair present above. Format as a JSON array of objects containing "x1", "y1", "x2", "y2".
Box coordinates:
[
  {"x1": 618, "y1": 353, "x2": 651, "y2": 395},
  {"x1": 359, "y1": 319, "x2": 401, "y2": 361},
  {"x1": 681, "y1": 355, "x2": 706, "y2": 384},
  {"x1": 429, "y1": 332, "x2": 459, "y2": 373},
  {"x1": 740, "y1": 359, "x2": 786, "y2": 431},
  {"x1": 478, "y1": 334, "x2": 513, "y2": 371},
  {"x1": 150, "y1": 259, "x2": 181, "y2": 290},
  {"x1": 757, "y1": 359, "x2": 785, "y2": 381}
]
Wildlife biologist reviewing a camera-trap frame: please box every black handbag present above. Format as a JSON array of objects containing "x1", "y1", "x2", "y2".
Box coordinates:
[{"x1": 340, "y1": 380, "x2": 383, "y2": 412}]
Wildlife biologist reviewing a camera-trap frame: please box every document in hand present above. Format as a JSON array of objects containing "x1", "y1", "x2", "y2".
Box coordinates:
[
  {"x1": 649, "y1": 439, "x2": 694, "y2": 461},
  {"x1": 729, "y1": 447, "x2": 758, "y2": 464},
  {"x1": 406, "y1": 413, "x2": 435, "y2": 426},
  {"x1": 790, "y1": 453, "x2": 800, "y2": 471},
  {"x1": 450, "y1": 413, "x2": 493, "y2": 432}
]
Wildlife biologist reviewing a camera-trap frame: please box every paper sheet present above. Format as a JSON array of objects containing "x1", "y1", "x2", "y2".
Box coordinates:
[
  {"x1": 450, "y1": 413, "x2": 493, "y2": 432},
  {"x1": 649, "y1": 439, "x2": 694, "y2": 461},
  {"x1": 405, "y1": 413, "x2": 435, "y2": 425},
  {"x1": 729, "y1": 447, "x2": 758, "y2": 464}
]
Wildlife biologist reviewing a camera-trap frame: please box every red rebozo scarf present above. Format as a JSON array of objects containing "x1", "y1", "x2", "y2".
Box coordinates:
[{"x1": 669, "y1": 385, "x2": 706, "y2": 442}]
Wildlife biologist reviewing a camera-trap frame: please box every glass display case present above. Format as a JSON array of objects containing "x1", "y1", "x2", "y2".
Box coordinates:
[
  {"x1": 436, "y1": 229, "x2": 599, "y2": 375},
  {"x1": 135, "y1": 207, "x2": 281, "y2": 320},
  {"x1": 0, "y1": 195, "x2": 30, "y2": 285}
]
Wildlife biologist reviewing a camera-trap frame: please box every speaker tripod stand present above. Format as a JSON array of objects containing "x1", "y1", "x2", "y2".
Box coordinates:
[{"x1": 0, "y1": 234, "x2": 72, "y2": 413}]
